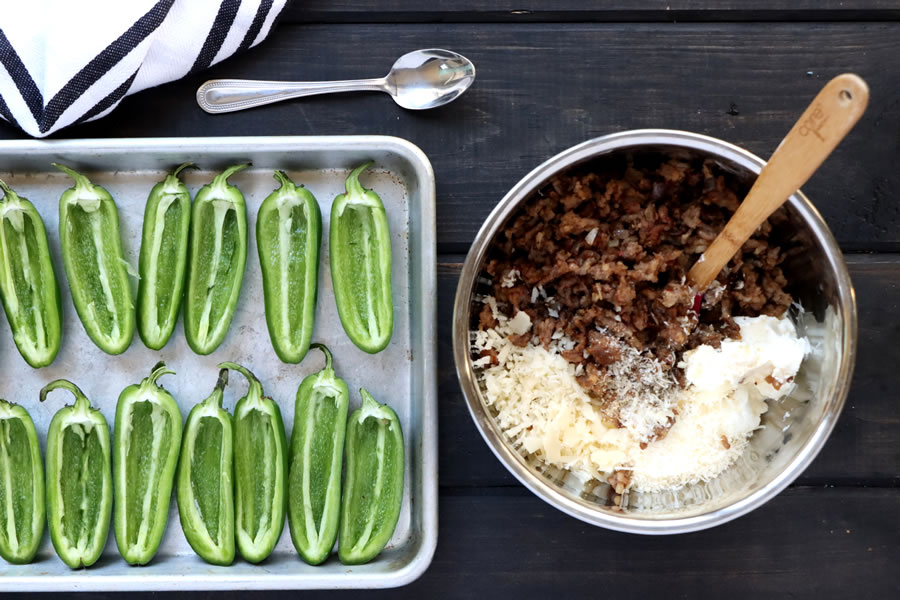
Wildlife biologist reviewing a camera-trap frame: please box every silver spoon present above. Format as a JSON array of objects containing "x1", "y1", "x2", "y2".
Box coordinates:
[{"x1": 196, "y1": 48, "x2": 476, "y2": 114}]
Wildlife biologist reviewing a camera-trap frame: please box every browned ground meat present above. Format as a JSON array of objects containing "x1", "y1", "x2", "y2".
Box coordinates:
[{"x1": 480, "y1": 155, "x2": 793, "y2": 398}]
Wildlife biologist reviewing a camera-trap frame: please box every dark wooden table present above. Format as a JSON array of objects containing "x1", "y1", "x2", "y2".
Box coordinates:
[{"x1": 3, "y1": 1, "x2": 898, "y2": 598}]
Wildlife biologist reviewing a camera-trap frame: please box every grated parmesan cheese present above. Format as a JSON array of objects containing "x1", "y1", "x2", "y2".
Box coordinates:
[{"x1": 604, "y1": 343, "x2": 679, "y2": 444}]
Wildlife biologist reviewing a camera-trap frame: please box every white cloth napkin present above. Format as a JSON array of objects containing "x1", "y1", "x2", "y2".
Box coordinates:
[{"x1": 0, "y1": 0, "x2": 288, "y2": 137}]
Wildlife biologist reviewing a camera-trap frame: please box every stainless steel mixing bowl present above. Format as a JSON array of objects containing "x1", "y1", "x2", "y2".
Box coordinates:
[{"x1": 452, "y1": 129, "x2": 857, "y2": 534}]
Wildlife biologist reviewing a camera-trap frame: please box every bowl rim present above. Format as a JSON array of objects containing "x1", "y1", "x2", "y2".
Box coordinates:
[{"x1": 451, "y1": 128, "x2": 858, "y2": 534}]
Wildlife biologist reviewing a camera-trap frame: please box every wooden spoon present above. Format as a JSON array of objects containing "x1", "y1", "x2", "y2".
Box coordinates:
[{"x1": 687, "y1": 73, "x2": 869, "y2": 295}]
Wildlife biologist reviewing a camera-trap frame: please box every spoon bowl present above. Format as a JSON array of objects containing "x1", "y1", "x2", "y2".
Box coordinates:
[
  {"x1": 386, "y1": 49, "x2": 476, "y2": 110},
  {"x1": 196, "y1": 49, "x2": 476, "y2": 114}
]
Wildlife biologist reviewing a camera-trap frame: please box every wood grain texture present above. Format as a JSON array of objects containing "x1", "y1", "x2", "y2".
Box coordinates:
[
  {"x1": 436, "y1": 254, "x2": 900, "y2": 488},
  {"x1": 7, "y1": 488, "x2": 896, "y2": 599},
  {"x1": 282, "y1": 0, "x2": 900, "y2": 24},
  {"x1": 1, "y1": 23, "x2": 895, "y2": 252}
]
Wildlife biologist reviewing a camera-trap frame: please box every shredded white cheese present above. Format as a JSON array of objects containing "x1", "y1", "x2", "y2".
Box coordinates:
[
  {"x1": 472, "y1": 298, "x2": 810, "y2": 493},
  {"x1": 500, "y1": 269, "x2": 520, "y2": 288}
]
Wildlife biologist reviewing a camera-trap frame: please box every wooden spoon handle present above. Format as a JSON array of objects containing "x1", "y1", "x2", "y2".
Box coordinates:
[{"x1": 688, "y1": 73, "x2": 869, "y2": 291}]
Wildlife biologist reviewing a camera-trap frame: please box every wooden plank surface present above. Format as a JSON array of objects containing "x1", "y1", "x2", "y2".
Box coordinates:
[
  {"x1": 283, "y1": 1, "x2": 900, "y2": 23},
  {"x1": 3, "y1": 23, "x2": 896, "y2": 252},
  {"x1": 5, "y1": 488, "x2": 897, "y2": 599}
]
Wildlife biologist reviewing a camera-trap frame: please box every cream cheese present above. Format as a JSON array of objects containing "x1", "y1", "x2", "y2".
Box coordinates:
[{"x1": 630, "y1": 315, "x2": 810, "y2": 492}]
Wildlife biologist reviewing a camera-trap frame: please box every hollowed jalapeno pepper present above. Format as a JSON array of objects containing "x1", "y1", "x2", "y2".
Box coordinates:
[
  {"x1": 339, "y1": 389, "x2": 403, "y2": 565},
  {"x1": 54, "y1": 163, "x2": 135, "y2": 355},
  {"x1": 137, "y1": 163, "x2": 194, "y2": 350},
  {"x1": 176, "y1": 368, "x2": 234, "y2": 566},
  {"x1": 287, "y1": 344, "x2": 348, "y2": 565},
  {"x1": 330, "y1": 163, "x2": 393, "y2": 354},
  {"x1": 40, "y1": 379, "x2": 112, "y2": 569},
  {"x1": 185, "y1": 164, "x2": 250, "y2": 355},
  {"x1": 218, "y1": 361, "x2": 286, "y2": 563},
  {"x1": 257, "y1": 171, "x2": 321, "y2": 363},
  {"x1": 0, "y1": 180, "x2": 63, "y2": 368},
  {"x1": 0, "y1": 399, "x2": 44, "y2": 564},
  {"x1": 114, "y1": 361, "x2": 183, "y2": 565}
]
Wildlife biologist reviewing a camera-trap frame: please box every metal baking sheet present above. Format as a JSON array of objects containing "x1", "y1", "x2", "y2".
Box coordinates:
[{"x1": 0, "y1": 136, "x2": 437, "y2": 591}]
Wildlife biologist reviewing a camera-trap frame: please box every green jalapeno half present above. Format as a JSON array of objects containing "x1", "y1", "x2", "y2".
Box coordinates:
[
  {"x1": 41, "y1": 379, "x2": 112, "y2": 569},
  {"x1": 137, "y1": 163, "x2": 194, "y2": 350},
  {"x1": 54, "y1": 163, "x2": 135, "y2": 355},
  {"x1": 330, "y1": 163, "x2": 393, "y2": 354},
  {"x1": 0, "y1": 399, "x2": 45, "y2": 564},
  {"x1": 257, "y1": 171, "x2": 321, "y2": 363},
  {"x1": 218, "y1": 361, "x2": 286, "y2": 563},
  {"x1": 339, "y1": 389, "x2": 404, "y2": 565},
  {"x1": 114, "y1": 362, "x2": 183, "y2": 565},
  {"x1": 184, "y1": 164, "x2": 250, "y2": 355},
  {"x1": 287, "y1": 344, "x2": 348, "y2": 565},
  {"x1": 0, "y1": 179, "x2": 63, "y2": 368},
  {"x1": 176, "y1": 368, "x2": 234, "y2": 566}
]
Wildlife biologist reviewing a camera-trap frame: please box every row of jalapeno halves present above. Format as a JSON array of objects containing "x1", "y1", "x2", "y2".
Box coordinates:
[
  {"x1": 0, "y1": 162, "x2": 393, "y2": 367},
  {"x1": 0, "y1": 347, "x2": 403, "y2": 568}
]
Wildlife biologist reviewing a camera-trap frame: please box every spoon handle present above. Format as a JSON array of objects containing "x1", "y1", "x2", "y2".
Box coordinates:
[
  {"x1": 196, "y1": 77, "x2": 388, "y2": 114},
  {"x1": 688, "y1": 73, "x2": 869, "y2": 291}
]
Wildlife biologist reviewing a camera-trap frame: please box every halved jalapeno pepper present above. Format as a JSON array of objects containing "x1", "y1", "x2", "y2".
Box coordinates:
[
  {"x1": 0, "y1": 399, "x2": 44, "y2": 565},
  {"x1": 339, "y1": 389, "x2": 404, "y2": 565},
  {"x1": 219, "y1": 361, "x2": 286, "y2": 563},
  {"x1": 176, "y1": 369, "x2": 235, "y2": 566},
  {"x1": 287, "y1": 344, "x2": 348, "y2": 564},
  {"x1": 137, "y1": 163, "x2": 194, "y2": 350},
  {"x1": 257, "y1": 171, "x2": 321, "y2": 363},
  {"x1": 41, "y1": 379, "x2": 112, "y2": 569},
  {"x1": 330, "y1": 163, "x2": 393, "y2": 354},
  {"x1": 55, "y1": 163, "x2": 135, "y2": 355},
  {"x1": 114, "y1": 362, "x2": 183, "y2": 565},
  {"x1": 0, "y1": 179, "x2": 63, "y2": 367},
  {"x1": 184, "y1": 164, "x2": 249, "y2": 355}
]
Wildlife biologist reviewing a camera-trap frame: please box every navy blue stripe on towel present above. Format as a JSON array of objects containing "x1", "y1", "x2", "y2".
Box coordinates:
[
  {"x1": 237, "y1": 0, "x2": 273, "y2": 54},
  {"x1": 0, "y1": 28, "x2": 44, "y2": 123},
  {"x1": 191, "y1": 0, "x2": 243, "y2": 73}
]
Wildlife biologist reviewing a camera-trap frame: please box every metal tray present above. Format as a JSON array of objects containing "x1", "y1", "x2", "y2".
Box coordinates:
[{"x1": 0, "y1": 136, "x2": 437, "y2": 591}]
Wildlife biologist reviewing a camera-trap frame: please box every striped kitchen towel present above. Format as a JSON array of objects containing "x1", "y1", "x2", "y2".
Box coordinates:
[{"x1": 0, "y1": 0, "x2": 288, "y2": 137}]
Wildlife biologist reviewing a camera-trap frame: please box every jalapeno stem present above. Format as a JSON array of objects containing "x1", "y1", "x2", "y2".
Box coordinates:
[
  {"x1": 171, "y1": 162, "x2": 197, "y2": 179},
  {"x1": 211, "y1": 163, "x2": 250, "y2": 189},
  {"x1": 52, "y1": 163, "x2": 94, "y2": 190},
  {"x1": 144, "y1": 361, "x2": 176, "y2": 387},
  {"x1": 40, "y1": 379, "x2": 91, "y2": 413},
  {"x1": 344, "y1": 161, "x2": 374, "y2": 198},
  {"x1": 217, "y1": 361, "x2": 263, "y2": 398},
  {"x1": 309, "y1": 343, "x2": 333, "y2": 371},
  {"x1": 212, "y1": 368, "x2": 229, "y2": 400},
  {"x1": 0, "y1": 179, "x2": 19, "y2": 200}
]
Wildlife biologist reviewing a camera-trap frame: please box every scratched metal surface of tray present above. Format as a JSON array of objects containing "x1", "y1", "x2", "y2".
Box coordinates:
[{"x1": 0, "y1": 136, "x2": 437, "y2": 591}]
